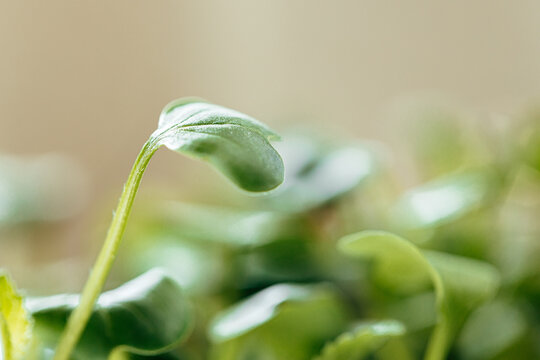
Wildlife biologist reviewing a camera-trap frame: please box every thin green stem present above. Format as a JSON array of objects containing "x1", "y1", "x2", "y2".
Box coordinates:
[
  {"x1": 424, "y1": 317, "x2": 450, "y2": 360},
  {"x1": 53, "y1": 139, "x2": 159, "y2": 360}
]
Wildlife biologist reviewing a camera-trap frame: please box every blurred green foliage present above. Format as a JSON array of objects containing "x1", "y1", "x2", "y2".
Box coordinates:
[{"x1": 3, "y1": 103, "x2": 540, "y2": 359}]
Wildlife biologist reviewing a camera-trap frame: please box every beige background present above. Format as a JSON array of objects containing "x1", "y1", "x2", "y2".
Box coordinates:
[
  {"x1": 2, "y1": 0, "x2": 540, "y2": 291},
  {"x1": 1, "y1": 0, "x2": 540, "y2": 195}
]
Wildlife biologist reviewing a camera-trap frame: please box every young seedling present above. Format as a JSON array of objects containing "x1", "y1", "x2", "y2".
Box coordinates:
[
  {"x1": 338, "y1": 231, "x2": 500, "y2": 360},
  {"x1": 53, "y1": 98, "x2": 284, "y2": 360}
]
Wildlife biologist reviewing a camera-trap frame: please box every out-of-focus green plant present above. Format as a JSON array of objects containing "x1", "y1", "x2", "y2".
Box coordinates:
[
  {"x1": 209, "y1": 283, "x2": 346, "y2": 360},
  {"x1": 0, "y1": 154, "x2": 87, "y2": 227},
  {"x1": 28, "y1": 269, "x2": 193, "y2": 360},
  {"x1": 3, "y1": 99, "x2": 540, "y2": 360},
  {"x1": 0, "y1": 98, "x2": 284, "y2": 360},
  {"x1": 313, "y1": 320, "x2": 406, "y2": 360},
  {"x1": 266, "y1": 134, "x2": 378, "y2": 213},
  {"x1": 0, "y1": 273, "x2": 33, "y2": 360},
  {"x1": 338, "y1": 231, "x2": 499, "y2": 360},
  {"x1": 52, "y1": 99, "x2": 284, "y2": 360}
]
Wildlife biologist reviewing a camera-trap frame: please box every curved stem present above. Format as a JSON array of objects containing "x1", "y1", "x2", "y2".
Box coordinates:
[{"x1": 53, "y1": 139, "x2": 159, "y2": 360}]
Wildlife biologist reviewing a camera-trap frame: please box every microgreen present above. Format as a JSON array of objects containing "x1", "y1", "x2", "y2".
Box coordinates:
[
  {"x1": 338, "y1": 231, "x2": 500, "y2": 360},
  {"x1": 3, "y1": 99, "x2": 540, "y2": 360},
  {"x1": 52, "y1": 99, "x2": 284, "y2": 360},
  {"x1": 28, "y1": 269, "x2": 192, "y2": 360}
]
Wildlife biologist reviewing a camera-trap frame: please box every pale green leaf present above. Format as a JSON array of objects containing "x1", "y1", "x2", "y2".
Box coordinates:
[
  {"x1": 155, "y1": 202, "x2": 302, "y2": 247},
  {"x1": 268, "y1": 135, "x2": 377, "y2": 212},
  {"x1": 520, "y1": 114, "x2": 540, "y2": 172},
  {"x1": 408, "y1": 109, "x2": 469, "y2": 178},
  {"x1": 0, "y1": 154, "x2": 86, "y2": 226},
  {"x1": 209, "y1": 283, "x2": 343, "y2": 342},
  {"x1": 384, "y1": 292, "x2": 437, "y2": 332},
  {"x1": 126, "y1": 235, "x2": 227, "y2": 295},
  {"x1": 338, "y1": 231, "x2": 500, "y2": 360},
  {"x1": 313, "y1": 320, "x2": 405, "y2": 360},
  {"x1": 0, "y1": 272, "x2": 33, "y2": 360},
  {"x1": 457, "y1": 301, "x2": 527, "y2": 360},
  {"x1": 151, "y1": 99, "x2": 284, "y2": 192},
  {"x1": 391, "y1": 170, "x2": 499, "y2": 230},
  {"x1": 209, "y1": 283, "x2": 346, "y2": 360}
]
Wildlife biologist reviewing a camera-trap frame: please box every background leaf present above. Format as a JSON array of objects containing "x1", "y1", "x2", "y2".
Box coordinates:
[
  {"x1": 313, "y1": 320, "x2": 405, "y2": 360},
  {"x1": 391, "y1": 170, "x2": 500, "y2": 230},
  {"x1": 27, "y1": 269, "x2": 193, "y2": 360},
  {"x1": 209, "y1": 283, "x2": 346, "y2": 360},
  {"x1": 457, "y1": 300, "x2": 527, "y2": 360},
  {"x1": 0, "y1": 272, "x2": 33, "y2": 360},
  {"x1": 268, "y1": 135, "x2": 377, "y2": 212},
  {"x1": 338, "y1": 231, "x2": 500, "y2": 360},
  {"x1": 152, "y1": 202, "x2": 302, "y2": 248},
  {"x1": 122, "y1": 201, "x2": 311, "y2": 295},
  {"x1": 0, "y1": 154, "x2": 87, "y2": 226}
]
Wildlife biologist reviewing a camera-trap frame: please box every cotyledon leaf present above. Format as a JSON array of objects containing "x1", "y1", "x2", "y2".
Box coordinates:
[
  {"x1": 27, "y1": 269, "x2": 193, "y2": 360},
  {"x1": 51, "y1": 99, "x2": 284, "y2": 360},
  {"x1": 209, "y1": 283, "x2": 346, "y2": 360},
  {"x1": 312, "y1": 320, "x2": 405, "y2": 360},
  {"x1": 150, "y1": 98, "x2": 284, "y2": 192},
  {"x1": 209, "y1": 283, "x2": 344, "y2": 342},
  {"x1": 338, "y1": 231, "x2": 500, "y2": 360},
  {"x1": 0, "y1": 272, "x2": 33, "y2": 360},
  {"x1": 268, "y1": 134, "x2": 377, "y2": 212},
  {"x1": 391, "y1": 170, "x2": 500, "y2": 230}
]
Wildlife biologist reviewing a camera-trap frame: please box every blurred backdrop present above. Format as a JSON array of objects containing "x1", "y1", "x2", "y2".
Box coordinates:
[{"x1": 1, "y1": 0, "x2": 540, "y2": 290}]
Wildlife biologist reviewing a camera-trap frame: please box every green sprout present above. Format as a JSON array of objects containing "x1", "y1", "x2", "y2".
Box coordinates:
[{"x1": 52, "y1": 98, "x2": 284, "y2": 360}]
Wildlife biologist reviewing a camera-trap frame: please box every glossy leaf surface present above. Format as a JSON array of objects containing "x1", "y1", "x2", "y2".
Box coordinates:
[
  {"x1": 28, "y1": 269, "x2": 193, "y2": 360},
  {"x1": 391, "y1": 170, "x2": 499, "y2": 230},
  {"x1": 338, "y1": 231, "x2": 499, "y2": 360},
  {"x1": 268, "y1": 135, "x2": 377, "y2": 212},
  {"x1": 313, "y1": 320, "x2": 405, "y2": 360},
  {"x1": 152, "y1": 99, "x2": 284, "y2": 192},
  {"x1": 209, "y1": 283, "x2": 346, "y2": 360},
  {"x1": 0, "y1": 273, "x2": 33, "y2": 360}
]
